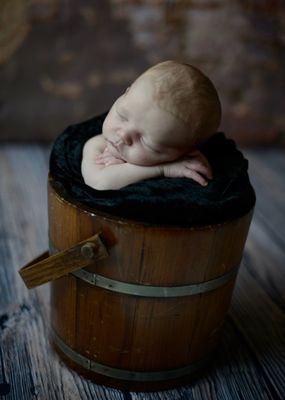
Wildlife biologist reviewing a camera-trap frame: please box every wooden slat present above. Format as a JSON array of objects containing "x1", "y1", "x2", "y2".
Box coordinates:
[{"x1": 0, "y1": 144, "x2": 284, "y2": 398}]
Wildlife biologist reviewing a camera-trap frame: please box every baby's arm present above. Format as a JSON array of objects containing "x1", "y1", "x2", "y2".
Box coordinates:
[
  {"x1": 81, "y1": 135, "x2": 162, "y2": 190},
  {"x1": 163, "y1": 150, "x2": 213, "y2": 186},
  {"x1": 81, "y1": 135, "x2": 212, "y2": 190}
]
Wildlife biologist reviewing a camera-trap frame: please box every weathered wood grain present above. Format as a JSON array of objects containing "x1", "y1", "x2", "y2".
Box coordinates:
[
  {"x1": 19, "y1": 234, "x2": 108, "y2": 289},
  {"x1": 48, "y1": 174, "x2": 253, "y2": 391},
  {"x1": 0, "y1": 144, "x2": 284, "y2": 398}
]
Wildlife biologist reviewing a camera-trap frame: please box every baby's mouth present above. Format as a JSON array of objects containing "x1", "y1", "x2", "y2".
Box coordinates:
[
  {"x1": 107, "y1": 142, "x2": 127, "y2": 162},
  {"x1": 111, "y1": 141, "x2": 119, "y2": 150}
]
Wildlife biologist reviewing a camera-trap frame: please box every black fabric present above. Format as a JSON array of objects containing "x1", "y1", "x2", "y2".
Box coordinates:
[{"x1": 49, "y1": 112, "x2": 256, "y2": 226}]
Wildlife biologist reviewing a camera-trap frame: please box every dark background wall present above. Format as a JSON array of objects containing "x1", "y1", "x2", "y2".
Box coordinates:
[{"x1": 0, "y1": 0, "x2": 284, "y2": 146}]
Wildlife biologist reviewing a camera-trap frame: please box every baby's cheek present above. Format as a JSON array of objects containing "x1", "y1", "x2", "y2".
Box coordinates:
[
  {"x1": 131, "y1": 152, "x2": 163, "y2": 166},
  {"x1": 125, "y1": 147, "x2": 147, "y2": 163}
]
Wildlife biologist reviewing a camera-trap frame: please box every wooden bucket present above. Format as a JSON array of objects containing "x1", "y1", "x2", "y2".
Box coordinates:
[{"x1": 20, "y1": 174, "x2": 254, "y2": 391}]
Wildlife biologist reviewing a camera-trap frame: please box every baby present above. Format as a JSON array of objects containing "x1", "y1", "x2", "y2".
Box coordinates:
[{"x1": 81, "y1": 60, "x2": 221, "y2": 191}]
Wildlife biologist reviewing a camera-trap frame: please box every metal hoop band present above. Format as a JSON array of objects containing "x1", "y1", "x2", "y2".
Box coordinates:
[
  {"x1": 71, "y1": 265, "x2": 239, "y2": 297},
  {"x1": 49, "y1": 242, "x2": 239, "y2": 298},
  {"x1": 52, "y1": 329, "x2": 210, "y2": 382}
]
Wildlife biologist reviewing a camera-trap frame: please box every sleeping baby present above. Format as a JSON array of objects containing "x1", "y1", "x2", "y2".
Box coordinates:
[{"x1": 81, "y1": 60, "x2": 221, "y2": 191}]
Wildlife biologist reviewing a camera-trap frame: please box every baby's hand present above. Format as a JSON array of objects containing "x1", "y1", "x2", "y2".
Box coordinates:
[
  {"x1": 95, "y1": 148, "x2": 125, "y2": 166},
  {"x1": 161, "y1": 150, "x2": 213, "y2": 186}
]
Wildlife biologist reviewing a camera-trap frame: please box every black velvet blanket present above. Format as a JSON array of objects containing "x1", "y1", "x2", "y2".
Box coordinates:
[{"x1": 49, "y1": 112, "x2": 256, "y2": 226}]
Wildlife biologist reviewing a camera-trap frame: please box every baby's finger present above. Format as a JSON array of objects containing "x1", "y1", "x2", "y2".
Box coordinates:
[
  {"x1": 188, "y1": 149, "x2": 211, "y2": 165},
  {"x1": 95, "y1": 154, "x2": 103, "y2": 161},
  {"x1": 101, "y1": 154, "x2": 112, "y2": 162},
  {"x1": 183, "y1": 169, "x2": 208, "y2": 186},
  {"x1": 194, "y1": 154, "x2": 213, "y2": 178},
  {"x1": 185, "y1": 161, "x2": 212, "y2": 180},
  {"x1": 106, "y1": 159, "x2": 119, "y2": 165},
  {"x1": 95, "y1": 156, "x2": 105, "y2": 164}
]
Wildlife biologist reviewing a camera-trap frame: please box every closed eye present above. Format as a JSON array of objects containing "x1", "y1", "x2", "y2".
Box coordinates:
[
  {"x1": 117, "y1": 110, "x2": 128, "y2": 121},
  {"x1": 115, "y1": 103, "x2": 128, "y2": 121}
]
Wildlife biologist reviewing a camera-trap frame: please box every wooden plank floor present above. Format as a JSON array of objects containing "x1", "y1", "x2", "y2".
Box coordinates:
[{"x1": 0, "y1": 144, "x2": 284, "y2": 399}]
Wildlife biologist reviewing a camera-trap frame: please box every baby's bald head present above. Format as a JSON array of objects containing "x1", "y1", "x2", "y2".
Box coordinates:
[
  {"x1": 102, "y1": 61, "x2": 221, "y2": 167},
  {"x1": 134, "y1": 60, "x2": 222, "y2": 147}
]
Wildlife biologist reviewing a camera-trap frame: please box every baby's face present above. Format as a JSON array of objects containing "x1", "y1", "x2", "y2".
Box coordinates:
[{"x1": 102, "y1": 76, "x2": 189, "y2": 166}]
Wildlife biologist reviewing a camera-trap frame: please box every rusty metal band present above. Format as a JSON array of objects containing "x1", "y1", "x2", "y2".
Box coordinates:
[
  {"x1": 51, "y1": 329, "x2": 210, "y2": 382},
  {"x1": 49, "y1": 241, "x2": 239, "y2": 298}
]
